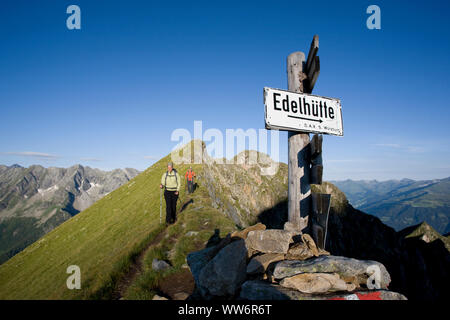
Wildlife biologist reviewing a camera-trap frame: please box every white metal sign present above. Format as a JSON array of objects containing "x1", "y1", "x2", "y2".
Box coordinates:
[{"x1": 264, "y1": 87, "x2": 343, "y2": 136}]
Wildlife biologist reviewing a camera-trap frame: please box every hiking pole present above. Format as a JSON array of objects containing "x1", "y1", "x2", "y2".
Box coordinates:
[
  {"x1": 177, "y1": 191, "x2": 182, "y2": 214},
  {"x1": 159, "y1": 187, "x2": 162, "y2": 225}
]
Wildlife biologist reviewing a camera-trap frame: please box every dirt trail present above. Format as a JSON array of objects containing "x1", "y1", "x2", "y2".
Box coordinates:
[
  {"x1": 112, "y1": 229, "x2": 167, "y2": 300},
  {"x1": 112, "y1": 197, "x2": 195, "y2": 300}
]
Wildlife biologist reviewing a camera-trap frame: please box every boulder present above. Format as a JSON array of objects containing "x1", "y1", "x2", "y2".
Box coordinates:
[
  {"x1": 279, "y1": 272, "x2": 356, "y2": 294},
  {"x1": 186, "y1": 233, "x2": 234, "y2": 284},
  {"x1": 198, "y1": 239, "x2": 248, "y2": 297},
  {"x1": 273, "y1": 255, "x2": 391, "y2": 289},
  {"x1": 186, "y1": 246, "x2": 217, "y2": 285},
  {"x1": 246, "y1": 253, "x2": 285, "y2": 275},
  {"x1": 152, "y1": 258, "x2": 170, "y2": 271},
  {"x1": 245, "y1": 229, "x2": 293, "y2": 254},
  {"x1": 231, "y1": 223, "x2": 266, "y2": 240},
  {"x1": 152, "y1": 294, "x2": 168, "y2": 300}
]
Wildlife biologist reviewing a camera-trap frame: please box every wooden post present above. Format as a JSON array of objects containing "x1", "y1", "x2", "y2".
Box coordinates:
[
  {"x1": 287, "y1": 52, "x2": 310, "y2": 231},
  {"x1": 286, "y1": 35, "x2": 320, "y2": 232}
]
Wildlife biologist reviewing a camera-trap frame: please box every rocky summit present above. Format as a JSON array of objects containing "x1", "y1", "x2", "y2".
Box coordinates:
[{"x1": 187, "y1": 222, "x2": 407, "y2": 300}]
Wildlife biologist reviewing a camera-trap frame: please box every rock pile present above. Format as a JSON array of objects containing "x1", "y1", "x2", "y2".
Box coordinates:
[{"x1": 186, "y1": 223, "x2": 407, "y2": 300}]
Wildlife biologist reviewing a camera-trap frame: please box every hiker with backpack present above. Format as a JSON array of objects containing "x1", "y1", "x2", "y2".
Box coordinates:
[
  {"x1": 185, "y1": 166, "x2": 196, "y2": 194},
  {"x1": 160, "y1": 161, "x2": 181, "y2": 225}
]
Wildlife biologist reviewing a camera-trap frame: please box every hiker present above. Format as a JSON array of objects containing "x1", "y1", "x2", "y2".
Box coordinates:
[
  {"x1": 185, "y1": 166, "x2": 196, "y2": 194},
  {"x1": 160, "y1": 161, "x2": 181, "y2": 225}
]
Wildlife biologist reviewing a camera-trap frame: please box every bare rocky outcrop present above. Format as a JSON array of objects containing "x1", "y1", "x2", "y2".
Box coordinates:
[
  {"x1": 186, "y1": 223, "x2": 407, "y2": 300},
  {"x1": 200, "y1": 149, "x2": 288, "y2": 228}
]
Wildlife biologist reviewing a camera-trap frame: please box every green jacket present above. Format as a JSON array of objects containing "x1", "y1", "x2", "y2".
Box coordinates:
[{"x1": 161, "y1": 170, "x2": 181, "y2": 192}]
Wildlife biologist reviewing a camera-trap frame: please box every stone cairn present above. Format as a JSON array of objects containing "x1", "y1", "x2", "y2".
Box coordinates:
[{"x1": 186, "y1": 223, "x2": 407, "y2": 300}]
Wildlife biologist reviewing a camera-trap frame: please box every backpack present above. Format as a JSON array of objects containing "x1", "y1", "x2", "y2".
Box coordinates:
[{"x1": 164, "y1": 169, "x2": 178, "y2": 188}]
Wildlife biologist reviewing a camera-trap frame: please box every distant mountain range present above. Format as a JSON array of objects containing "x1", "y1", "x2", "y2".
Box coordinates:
[
  {"x1": 0, "y1": 164, "x2": 140, "y2": 264},
  {"x1": 332, "y1": 178, "x2": 450, "y2": 234}
]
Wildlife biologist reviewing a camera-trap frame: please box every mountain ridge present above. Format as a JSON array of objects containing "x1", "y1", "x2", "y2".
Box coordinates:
[{"x1": 0, "y1": 164, "x2": 140, "y2": 264}]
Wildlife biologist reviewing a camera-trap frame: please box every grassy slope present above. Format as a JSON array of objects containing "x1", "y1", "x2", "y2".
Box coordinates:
[
  {"x1": 0, "y1": 151, "x2": 209, "y2": 299},
  {"x1": 122, "y1": 182, "x2": 237, "y2": 300}
]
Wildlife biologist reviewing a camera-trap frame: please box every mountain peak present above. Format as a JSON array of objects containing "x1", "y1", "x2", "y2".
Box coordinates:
[{"x1": 400, "y1": 221, "x2": 443, "y2": 243}]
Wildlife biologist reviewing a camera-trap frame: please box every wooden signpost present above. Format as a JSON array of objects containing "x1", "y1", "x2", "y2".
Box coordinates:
[
  {"x1": 286, "y1": 50, "x2": 310, "y2": 232},
  {"x1": 263, "y1": 35, "x2": 343, "y2": 249}
]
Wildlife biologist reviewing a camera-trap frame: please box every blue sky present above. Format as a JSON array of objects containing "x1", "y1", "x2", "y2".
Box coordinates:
[{"x1": 1, "y1": 0, "x2": 449, "y2": 180}]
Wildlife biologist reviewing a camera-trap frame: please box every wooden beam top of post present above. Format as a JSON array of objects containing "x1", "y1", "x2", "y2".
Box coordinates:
[
  {"x1": 307, "y1": 56, "x2": 320, "y2": 93},
  {"x1": 305, "y1": 35, "x2": 320, "y2": 93},
  {"x1": 305, "y1": 35, "x2": 319, "y2": 74}
]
